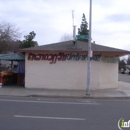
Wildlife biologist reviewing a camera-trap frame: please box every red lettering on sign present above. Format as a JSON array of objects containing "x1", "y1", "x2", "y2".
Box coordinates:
[
  {"x1": 28, "y1": 53, "x2": 32, "y2": 60},
  {"x1": 50, "y1": 54, "x2": 58, "y2": 64},
  {"x1": 28, "y1": 52, "x2": 68, "y2": 63},
  {"x1": 35, "y1": 54, "x2": 41, "y2": 60},
  {"x1": 48, "y1": 54, "x2": 53, "y2": 61},
  {"x1": 28, "y1": 53, "x2": 36, "y2": 60},
  {"x1": 41, "y1": 54, "x2": 45, "y2": 60},
  {"x1": 58, "y1": 53, "x2": 67, "y2": 61},
  {"x1": 44, "y1": 54, "x2": 48, "y2": 60}
]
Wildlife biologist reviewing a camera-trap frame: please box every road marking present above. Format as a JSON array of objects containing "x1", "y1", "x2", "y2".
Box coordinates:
[
  {"x1": 77, "y1": 99, "x2": 97, "y2": 103},
  {"x1": 14, "y1": 115, "x2": 86, "y2": 121},
  {"x1": 0, "y1": 99, "x2": 99, "y2": 105},
  {"x1": 37, "y1": 98, "x2": 58, "y2": 101}
]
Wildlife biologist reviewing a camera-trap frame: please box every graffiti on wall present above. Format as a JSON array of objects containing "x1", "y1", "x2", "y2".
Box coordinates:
[{"x1": 28, "y1": 52, "x2": 101, "y2": 64}]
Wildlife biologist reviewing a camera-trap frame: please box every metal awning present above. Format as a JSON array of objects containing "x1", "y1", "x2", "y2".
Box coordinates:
[{"x1": 0, "y1": 53, "x2": 25, "y2": 61}]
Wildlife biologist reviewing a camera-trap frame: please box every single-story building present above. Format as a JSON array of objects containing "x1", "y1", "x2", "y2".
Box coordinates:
[{"x1": 19, "y1": 41, "x2": 130, "y2": 90}]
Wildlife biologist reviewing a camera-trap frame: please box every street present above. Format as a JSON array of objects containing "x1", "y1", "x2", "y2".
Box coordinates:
[
  {"x1": 0, "y1": 96, "x2": 130, "y2": 130},
  {"x1": 118, "y1": 73, "x2": 130, "y2": 83}
]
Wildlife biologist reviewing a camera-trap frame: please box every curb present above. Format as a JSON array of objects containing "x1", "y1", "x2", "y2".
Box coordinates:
[
  {"x1": 0, "y1": 94, "x2": 130, "y2": 100},
  {"x1": 26, "y1": 95, "x2": 130, "y2": 100}
]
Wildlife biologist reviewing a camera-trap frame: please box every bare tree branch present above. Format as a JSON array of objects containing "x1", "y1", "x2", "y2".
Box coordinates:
[{"x1": 0, "y1": 21, "x2": 22, "y2": 53}]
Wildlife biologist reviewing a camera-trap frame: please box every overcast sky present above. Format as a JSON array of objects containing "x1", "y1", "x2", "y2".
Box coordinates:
[{"x1": 0, "y1": 0, "x2": 130, "y2": 50}]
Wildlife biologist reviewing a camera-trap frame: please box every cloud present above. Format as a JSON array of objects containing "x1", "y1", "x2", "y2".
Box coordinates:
[
  {"x1": 0, "y1": 0, "x2": 130, "y2": 51},
  {"x1": 106, "y1": 14, "x2": 130, "y2": 22}
]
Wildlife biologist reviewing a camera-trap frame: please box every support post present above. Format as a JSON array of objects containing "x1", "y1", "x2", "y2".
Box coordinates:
[{"x1": 86, "y1": 0, "x2": 92, "y2": 95}]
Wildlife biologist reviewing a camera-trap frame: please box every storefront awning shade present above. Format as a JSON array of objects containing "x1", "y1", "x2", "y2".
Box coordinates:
[{"x1": 0, "y1": 53, "x2": 25, "y2": 61}]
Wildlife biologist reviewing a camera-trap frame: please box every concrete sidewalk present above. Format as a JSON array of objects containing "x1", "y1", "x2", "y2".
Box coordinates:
[{"x1": 0, "y1": 81, "x2": 130, "y2": 99}]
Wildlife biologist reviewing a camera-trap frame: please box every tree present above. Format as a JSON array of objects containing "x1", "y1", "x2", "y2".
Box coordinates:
[
  {"x1": 19, "y1": 31, "x2": 38, "y2": 48},
  {"x1": 0, "y1": 21, "x2": 21, "y2": 53},
  {"x1": 0, "y1": 22, "x2": 21, "y2": 41},
  {"x1": 78, "y1": 13, "x2": 89, "y2": 42},
  {"x1": 8, "y1": 40, "x2": 21, "y2": 52}
]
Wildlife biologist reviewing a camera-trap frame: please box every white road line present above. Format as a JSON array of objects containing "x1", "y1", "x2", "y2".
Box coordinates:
[
  {"x1": 14, "y1": 115, "x2": 86, "y2": 121},
  {"x1": 37, "y1": 98, "x2": 58, "y2": 101},
  {"x1": 0, "y1": 99, "x2": 99, "y2": 105}
]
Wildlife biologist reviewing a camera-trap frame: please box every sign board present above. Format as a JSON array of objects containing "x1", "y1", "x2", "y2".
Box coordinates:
[
  {"x1": 28, "y1": 53, "x2": 101, "y2": 64},
  {"x1": 102, "y1": 56, "x2": 118, "y2": 63},
  {"x1": 76, "y1": 35, "x2": 89, "y2": 40}
]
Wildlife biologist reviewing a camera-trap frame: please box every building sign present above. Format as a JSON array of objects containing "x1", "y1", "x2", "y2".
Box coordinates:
[
  {"x1": 102, "y1": 56, "x2": 118, "y2": 63},
  {"x1": 28, "y1": 52, "x2": 101, "y2": 64}
]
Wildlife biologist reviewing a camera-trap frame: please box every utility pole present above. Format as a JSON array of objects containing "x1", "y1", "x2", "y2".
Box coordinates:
[
  {"x1": 72, "y1": 10, "x2": 76, "y2": 47},
  {"x1": 72, "y1": 10, "x2": 74, "y2": 27},
  {"x1": 72, "y1": 10, "x2": 76, "y2": 41},
  {"x1": 86, "y1": 0, "x2": 92, "y2": 95}
]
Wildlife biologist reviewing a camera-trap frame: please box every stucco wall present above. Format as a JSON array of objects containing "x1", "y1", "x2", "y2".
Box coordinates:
[
  {"x1": 25, "y1": 52, "x2": 118, "y2": 90},
  {"x1": 99, "y1": 60, "x2": 118, "y2": 89}
]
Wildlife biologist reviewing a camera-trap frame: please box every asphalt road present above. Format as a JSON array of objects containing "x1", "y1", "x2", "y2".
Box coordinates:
[
  {"x1": 118, "y1": 73, "x2": 130, "y2": 83},
  {"x1": 0, "y1": 96, "x2": 130, "y2": 130}
]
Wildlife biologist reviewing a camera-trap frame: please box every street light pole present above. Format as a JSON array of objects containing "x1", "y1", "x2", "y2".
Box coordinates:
[{"x1": 86, "y1": 0, "x2": 92, "y2": 95}]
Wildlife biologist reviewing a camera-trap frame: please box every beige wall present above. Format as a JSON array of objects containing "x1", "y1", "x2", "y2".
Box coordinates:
[
  {"x1": 99, "y1": 60, "x2": 118, "y2": 89},
  {"x1": 25, "y1": 52, "x2": 118, "y2": 90}
]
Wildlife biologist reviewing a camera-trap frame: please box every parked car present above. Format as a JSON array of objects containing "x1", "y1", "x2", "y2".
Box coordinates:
[{"x1": 120, "y1": 67, "x2": 130, "y2": 75}]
